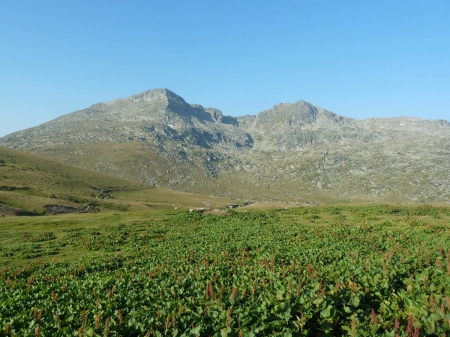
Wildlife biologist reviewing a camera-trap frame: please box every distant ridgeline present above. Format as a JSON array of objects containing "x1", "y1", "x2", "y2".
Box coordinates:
[{"x1": 1, "y1": 88, "x2": 450, "y2": 203}]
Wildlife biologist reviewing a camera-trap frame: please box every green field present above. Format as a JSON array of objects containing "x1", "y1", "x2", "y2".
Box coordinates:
[{"x1": 1, "y1": 205, "x2": 449, "y2": 336}]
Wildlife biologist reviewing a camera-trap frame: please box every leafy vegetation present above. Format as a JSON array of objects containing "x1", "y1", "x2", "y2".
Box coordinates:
[{"x1": 0, "y1": 205, "x2": 449, "y2": 336}]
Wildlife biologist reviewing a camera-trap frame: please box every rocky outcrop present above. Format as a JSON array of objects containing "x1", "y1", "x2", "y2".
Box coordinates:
[{"x1": 0, "y1": 204, "x2": 40, "y2": 217}]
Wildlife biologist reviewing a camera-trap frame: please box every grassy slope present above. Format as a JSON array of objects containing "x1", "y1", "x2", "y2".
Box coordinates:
[{"x1": 0, "y1": 146, "x2": 237, "y2": 215}]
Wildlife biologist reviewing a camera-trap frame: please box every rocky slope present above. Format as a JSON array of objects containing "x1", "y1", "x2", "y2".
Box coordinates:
[{"x1": 1, "y1": 89, "x2": 449, "y2": 203}]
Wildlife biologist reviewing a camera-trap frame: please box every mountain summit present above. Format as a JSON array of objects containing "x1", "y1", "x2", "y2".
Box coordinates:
[
  {"x1": 124, "y1": 88, "x2": 183, "y2": 102},
  {"x1": 1, "y1": 89, "x2": 449, "y2": 203},
  {"x1": 2, "y1": 88, "x2": 251, "y2": 149}
]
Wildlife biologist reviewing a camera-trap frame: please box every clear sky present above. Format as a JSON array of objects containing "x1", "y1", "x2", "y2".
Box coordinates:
[{"x1": 0, "y1": 1, "x2": 449, "y2": 137}]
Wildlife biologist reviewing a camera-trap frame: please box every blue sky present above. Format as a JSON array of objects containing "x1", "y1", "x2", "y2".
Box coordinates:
[{"x1": 0, "y1": 1, "x2": 449, "y2": 137}]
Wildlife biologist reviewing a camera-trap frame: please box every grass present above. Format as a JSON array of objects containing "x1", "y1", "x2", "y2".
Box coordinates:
[
  {"x1": 1, "y1": 203, "x2": 448, "y2": 269},
  {"x1": 0, "y1": 209, "x2": 182, "y2": 267}
]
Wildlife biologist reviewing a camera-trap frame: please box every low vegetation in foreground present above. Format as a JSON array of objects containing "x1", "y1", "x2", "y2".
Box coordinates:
[{"x1": 1, "y1": 205, "x2": 450, "y2": 336}]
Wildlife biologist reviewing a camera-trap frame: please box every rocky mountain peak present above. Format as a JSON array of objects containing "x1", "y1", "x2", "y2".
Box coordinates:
[
  {"x1": 256, "y1": 100, "x2": 318, "y2": 125},
  {"x1": 123, "y1": 88, "x2": 183, "y2": 103}
]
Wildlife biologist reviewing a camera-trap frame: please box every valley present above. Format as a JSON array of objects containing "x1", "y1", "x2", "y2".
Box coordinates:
[{"x1": 0, "y1": 89, "x2": 449, "y2": 336}]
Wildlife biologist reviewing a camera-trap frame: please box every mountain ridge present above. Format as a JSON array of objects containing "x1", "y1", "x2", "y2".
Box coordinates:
[
  {"x1": 1, "y1": 88, "x2": 449, "y2": 203},
  {"x1": 3, "y1": 88, "x2": 449, "y2": 147}
]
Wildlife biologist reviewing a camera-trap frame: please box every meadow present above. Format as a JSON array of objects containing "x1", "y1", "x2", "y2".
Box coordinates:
[{"x1": 0, "y1": 204, "x2": 449, "y2": 336}]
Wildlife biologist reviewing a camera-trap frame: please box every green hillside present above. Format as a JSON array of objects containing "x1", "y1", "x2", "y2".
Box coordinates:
[{"x1": 0, "y1": 146, "x2": 236, "y2": 215}]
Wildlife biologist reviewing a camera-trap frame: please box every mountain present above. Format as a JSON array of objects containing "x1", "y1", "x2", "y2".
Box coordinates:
[
  {"x1": 3, "y1": 89, "x2": 251, "y2": 150},
  {"x1": 1, "y1": 89, "x2": 449, "y2": 204},
  {"x1": 239, "y1": 100, "x2": 450, "y2": 150}
]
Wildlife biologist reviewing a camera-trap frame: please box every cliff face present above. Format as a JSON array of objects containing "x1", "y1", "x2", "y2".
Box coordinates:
[{"x1": 1, "y1": 88, "x2": 449, "y2": 203}]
